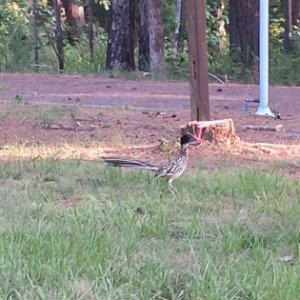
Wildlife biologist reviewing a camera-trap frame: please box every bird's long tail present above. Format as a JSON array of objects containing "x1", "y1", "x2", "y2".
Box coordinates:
[{"x1": 102, "y1": 156, "x2": 159, "y2": 172}]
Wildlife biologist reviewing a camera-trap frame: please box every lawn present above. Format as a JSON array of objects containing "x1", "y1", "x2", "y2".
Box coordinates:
[{"x1": 0, "y1": 159, "x2": 299, "y2": 299}]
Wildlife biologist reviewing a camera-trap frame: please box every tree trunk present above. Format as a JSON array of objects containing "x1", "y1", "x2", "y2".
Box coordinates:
[
  {"x1": 147, "y1": 0, "x2": 164, "y2": 75},
  {"x1": 292, "y1": 0, "x2": 300, "y2": 27},
  {"x1": 87, "y1": 0, "x2": 95, "y2": 62},
  {"x1": 106, "y1": 0, "x2": 135, "y2": 71},
  {"x1": 283, "y1": 0, "x2": 293, "y2": 52},
  {"x1": 229, "y1": 0, "x2": 259, "y2": 69},
  {"x1": 175, "y1": 0, "x2": 182, "y2": 38},
  {"x1": 30, "y1": 0, "x2": 39, "y2": 71},
  {"x1": 61, "y1": 0, "x2": 85, "y2": 45},
  {"x1": 177, "y1": 0, "x2": 187, "y2": 54},
  {"x1": 138, "y1": 0, "x2": 150, "y2": 71},
  {"x1": 170, "y1": 0, "x2": 181, "y2": 52},
  {"x1": 229, "y1": 0, "x2": 240, "y2": 53},
  {"x1": 52, "y1": 0, "x2": 64, "y2": 72}
]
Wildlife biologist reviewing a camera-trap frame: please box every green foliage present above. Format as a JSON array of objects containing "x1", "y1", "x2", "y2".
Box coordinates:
[
  {"x1": 162, "y1": 0, "x2": 176, "y2": 42},
  {"x1": 164, "y1": 42, "x2": 189, "y2": 80},
  {"x1": 0, "y1": 0, "x2": 108, "y2": 73},
  {"x1": 209, "y1": 50, "x2": 255, "y2": 83},
  {"x1": 1, "y1": 0, "x2": 300, "y2": 85},
  {"x1": 0, "y1": 0, "x2": 31, "y2": 71},
  {"x1": 270, "y1": 43, "x2": 300, "y2": 85},
  {"x1": 206, "y1": 0, "x2": 229, "y2": 60},
  {"x1": 64, "y1": 29, "x2": 108, "y2": 74}
]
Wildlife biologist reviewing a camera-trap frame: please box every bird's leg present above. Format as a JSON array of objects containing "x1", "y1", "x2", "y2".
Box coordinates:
[{"x1": 167, "y1": 179, "x2": 177, "y2": 194}]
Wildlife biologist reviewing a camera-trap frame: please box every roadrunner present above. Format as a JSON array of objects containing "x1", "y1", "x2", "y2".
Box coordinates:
[{"x1": 102, "y1": 135, "x2": 190, "y2": 191}]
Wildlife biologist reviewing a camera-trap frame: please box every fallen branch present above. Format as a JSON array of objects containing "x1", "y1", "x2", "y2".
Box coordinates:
[
  {"x1": 243, "y1": 124, "x2": 283, "y2": 132},
  {"x1": 208, "y1": 72, "x2": 226, "y2": 85},
  {"x1": 70, "y1": 112, "x2": 100, "y2": 123},
  {"x1": 40, "y1": 123, "x2": 95, "y2": 131}
]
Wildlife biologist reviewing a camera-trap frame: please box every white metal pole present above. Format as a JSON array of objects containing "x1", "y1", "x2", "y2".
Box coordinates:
[{"x1": 256, "y1": 0, "x2": 274, "y2": 116}]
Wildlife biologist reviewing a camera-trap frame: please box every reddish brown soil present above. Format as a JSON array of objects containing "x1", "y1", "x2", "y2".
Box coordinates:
[{"x1": 0, "y1": 73, "x2": 299, "y2": 175}]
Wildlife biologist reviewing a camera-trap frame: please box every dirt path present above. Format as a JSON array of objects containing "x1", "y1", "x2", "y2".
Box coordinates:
[
  {"x1": 1, "y1": 73, "x2": 300, "y2": 145},
  {"x1": 1, "y1": 73, "x2": 300, "y2": 113}
]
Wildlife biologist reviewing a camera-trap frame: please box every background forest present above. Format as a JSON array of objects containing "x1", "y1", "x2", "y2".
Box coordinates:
[{"x1": 1, "y1": 0, "x2": 300, "y2": 85}]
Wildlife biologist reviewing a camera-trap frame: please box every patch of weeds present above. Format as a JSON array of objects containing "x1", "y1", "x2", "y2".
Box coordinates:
[
  {"x1": 2, "y1": 142, "x2": 27, "y2": 159},
  {"x1": 37, "y1": 106, "x2": 78, "y2": 126},
  {"x1": 38, "y1": 107, "x2": 64, "y2": 126},
  {"x1": 12, "y1": 94, "x2": 24, "y2": 104}
]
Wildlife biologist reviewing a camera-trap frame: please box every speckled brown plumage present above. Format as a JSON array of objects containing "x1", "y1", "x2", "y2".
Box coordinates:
[{"x1": 102, "y1": 135, "x2": 190, "y2": 191}]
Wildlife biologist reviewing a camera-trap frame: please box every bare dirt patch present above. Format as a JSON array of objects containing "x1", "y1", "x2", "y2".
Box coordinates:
[{"x1": 0, "y1": 73, "x2": 299, "y2": 174}]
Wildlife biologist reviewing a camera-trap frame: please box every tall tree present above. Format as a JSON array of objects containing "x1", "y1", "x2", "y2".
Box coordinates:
[
  {"x1": 138, "y1": 0, "x2": 164, "y2": 74},
  {"x1": 30, "y1": 0, "x2": 39, "y2": 70},
  {"x1": 52, "y1": 0, "x2": 64, "y2": 71},
  {"x1": 229, "y1": 0, "x2": 259, "y2": 70},
  {"x1": 283, "y1": 0, "x2": 293, "y2": 53},
  {"x1": 138, "y1": 0, "x2": 150, "y2": 71},
  {"x1": 87, "y1": 0, "x2": 95, "y2": 62},
  {"x1": 106, "y1": 0, "x2": 135, "y2": 71},
  {"x1": 171, "y1": 0, "x2": 181, "y2": 52},
  {"x1": 147, "y1": 0, "x2": 164, "y2": 75},
  {"x1": 176, "y1": 0, "x2": 187, "y2": 54},
  {"x1": 292, "y1": 0, "x2": 300, "y2": 26}
]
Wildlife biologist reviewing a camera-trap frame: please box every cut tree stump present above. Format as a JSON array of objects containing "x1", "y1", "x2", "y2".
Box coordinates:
[{"x1": 181, "y1": 118, "x2": 237, "y2": 144}]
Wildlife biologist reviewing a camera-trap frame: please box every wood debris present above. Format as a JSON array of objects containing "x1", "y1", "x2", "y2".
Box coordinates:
[{"x1": 243, "y1": 124, "x2": 283, "y2": 132}]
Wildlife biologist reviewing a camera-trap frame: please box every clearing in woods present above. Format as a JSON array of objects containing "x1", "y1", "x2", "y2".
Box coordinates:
[{"x1": 0, "y1": 72, "x2": 299, "y2": 173}]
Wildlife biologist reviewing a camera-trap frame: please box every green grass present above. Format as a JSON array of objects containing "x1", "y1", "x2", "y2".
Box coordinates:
[{"x1": 0, "y1": 159, "x2": 299, "y2": 299}]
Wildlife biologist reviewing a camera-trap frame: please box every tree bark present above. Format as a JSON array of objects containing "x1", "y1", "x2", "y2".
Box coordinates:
[
  {"x1": 52, "y1": 0, "x2": 64, "y2": 72},
  {"x1": 30, "y1": 0, "x2": 39, "y2": 71},
  {"x1": 87, "y1": 0, "x2": 95, "y2": 62},
  {"x1": 106, "y1": 0, "x2": 135, "y2": 71},
  {"x1": 283, "y1": 0, "x2": 293, "y2": 52},
  {"x1": 292, "y1": 0, "x2": 300, "y2": 27},
  {"x1": 147, "y1": 0, "x2": 164, "y2": 75},
  {"x1": 138, "y1": 0, "x2": 150, "y2": 71},
  {"x1": 170, "y1": 0, "x2": 181, "y2": 52},
  {"x1": 61, "y1": 0, "x2": 85, "y2": 45},
  {"x1": 177, "y1": 0, "x2": 187, "y2": 54},
  {"x1": 229, "y1": 0, "x2": 259, "y2": 68},
  {"x1": 175, "y1": 0, "x2": 182, "y2": 38}
]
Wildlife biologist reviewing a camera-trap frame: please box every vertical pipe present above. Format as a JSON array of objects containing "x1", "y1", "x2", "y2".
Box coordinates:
[{"x1": 256, "y1": 0, "x2": 273, "y2": 116}]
